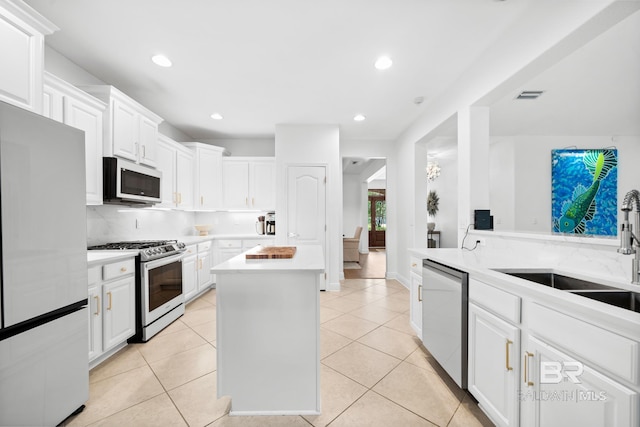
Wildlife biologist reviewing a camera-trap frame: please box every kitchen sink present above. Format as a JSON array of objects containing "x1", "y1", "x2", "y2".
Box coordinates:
[
  {"x1": 492, "y1": 269, "x2": 640, "y2": 313},
  {"x1": 571, "y1": 290, "x2": 640, "y2": 313},
  {"x1": 493, "y1": 270, "x2": 614, "y2": 291}
]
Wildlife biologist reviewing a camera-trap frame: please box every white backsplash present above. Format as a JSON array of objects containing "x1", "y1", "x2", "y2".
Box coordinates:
[
  {"x1": 87, "y1": 206, "x2": 270, "y2": 245},
  {"x1": 467, "y1": 230, "x2": 633, "y2": 284},
  {"x1": 195, "y1": 211, "x2": 272, "y2": 236},
  {"x1": 86, "y1": 205, "x2": 195, "y2": 245}
]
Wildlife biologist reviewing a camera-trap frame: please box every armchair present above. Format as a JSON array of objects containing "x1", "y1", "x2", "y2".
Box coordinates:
[{"x1": 343, "y1": 226, "x2": 363, "y2": 262}]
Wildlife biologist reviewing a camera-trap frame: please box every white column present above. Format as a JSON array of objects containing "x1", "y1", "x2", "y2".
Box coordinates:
[{"x1": 457, "y1": 106, "x2": 490, "y2": 245}]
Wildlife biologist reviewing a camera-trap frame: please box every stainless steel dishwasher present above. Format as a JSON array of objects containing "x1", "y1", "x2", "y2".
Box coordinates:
[{"x1": 422, "y1": 259, "x2": 469, "y2": 389}]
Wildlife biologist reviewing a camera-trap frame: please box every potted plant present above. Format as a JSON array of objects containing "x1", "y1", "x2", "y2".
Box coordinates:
[{"x1": 427, "y1": 190, "x2": 439, "y2": 231}]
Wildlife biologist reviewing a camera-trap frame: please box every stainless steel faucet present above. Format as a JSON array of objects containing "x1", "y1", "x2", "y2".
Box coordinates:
[{"x1": 618, "y1": 189, "x2": 640, "y2": 284}]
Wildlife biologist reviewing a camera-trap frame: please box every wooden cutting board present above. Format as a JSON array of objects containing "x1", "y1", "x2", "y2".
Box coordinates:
[{"x1": 245, "y1": 246, "x2": 297, "y2": 259}]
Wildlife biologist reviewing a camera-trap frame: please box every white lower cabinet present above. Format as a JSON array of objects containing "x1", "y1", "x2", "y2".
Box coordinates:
[
  {"x1": 183, "y1": 241, "x2": 215, "y2": 303},
  {"x1": 87, "y1": 257, "x2": 136, "y2": 366},
  {"x1": 197, "y1": 241, "x2": 213, "y2": 291},
  {"x1": 468, "y1": 303, "x2": 520, "y2": 427},
  {"x1": 87, "y1": 267, "x2": 102, "y2": 361},
  {"x1": 520, "y1": 335, "x2": 638, "y2": 427},
  {"x1": 465, "y1": 276, "x2": 640, "y2": 427},
  {"x1": 182, "y1": 245, "x2": 198, "y2": 302},
  {"x1": 102, "y1": 276, "x2": 136, "y2": 350}
]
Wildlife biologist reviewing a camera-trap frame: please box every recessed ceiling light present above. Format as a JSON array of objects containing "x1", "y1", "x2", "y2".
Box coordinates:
[
  {"x1": 374, "y1": 56, "x2": 393, "y2": 70},
  {"x1": 151, "y1": 54, "x2": 172, "y2": 67},
  {"x1": 210, "y1": 113, "x2": 223, "y2": 120},
  {"x1": 353, "y1": 114, "x2": 366, "y2": 122}
]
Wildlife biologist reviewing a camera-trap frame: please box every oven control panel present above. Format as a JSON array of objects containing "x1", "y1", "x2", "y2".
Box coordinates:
[{"x1": 139, "y1": 242, "x2": 186, "y2": 262}]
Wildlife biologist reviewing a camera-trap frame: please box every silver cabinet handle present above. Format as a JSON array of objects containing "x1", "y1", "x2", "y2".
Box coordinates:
[{"x1": 288, "y1": 232, "x2": 299, "y2": 238}]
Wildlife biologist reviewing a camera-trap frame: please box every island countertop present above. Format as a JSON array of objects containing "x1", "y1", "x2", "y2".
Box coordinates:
[{"x1": 211, "y1": 244, "x2": 324, "y2": 273}]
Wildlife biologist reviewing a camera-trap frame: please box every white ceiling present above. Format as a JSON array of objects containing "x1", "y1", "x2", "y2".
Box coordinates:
[
  {"x1": 490, "y1": 8, "x2": 640, "y2": 137},
  {"x1": 23, "y1": 0, "x2": 622, "y2": 142}
]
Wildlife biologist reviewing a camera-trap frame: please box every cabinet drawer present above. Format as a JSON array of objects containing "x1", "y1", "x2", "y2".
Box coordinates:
[
  {"x1": 529, "y1": 302, "x2": 639, "y2": 384},
  {"x1": 184, "y1": 244, "x2": 197, "y2": 257},
  {"x1": 469, "y1": 278, "x2": 521, "y2": 324},
  {"x1": 410, "y1": 257, "x2": 422, "y2": 275},
  {"x1": 102, "y1": 259, "x2": 135, "y2": 281},
  {"x1": 218, "y1": 239, "x2": 241, "y2": 249},
  {"x1": 198, "y1": 241, "x2": 212, "y2": 252}
]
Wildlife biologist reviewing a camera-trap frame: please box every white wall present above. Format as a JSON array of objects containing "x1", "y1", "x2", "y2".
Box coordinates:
[
  {"x1": 275, "y1": 125, "x2": 341, "y2": 290},
  {"x1": 490, "y1": 135, "x2": 640, "y2": 233},
  {"x1": 368, "y1": 179, "x2": 386, "y2": 190},
  {"x1": 426, "y1": 154, "x2": 458, "y2": 249},
  {"x1": 342, "y1": 174, "x2": 361, "y2": 237},
  {"x1": 390, "y1": 2, "x2": 632, "y2": 286}
]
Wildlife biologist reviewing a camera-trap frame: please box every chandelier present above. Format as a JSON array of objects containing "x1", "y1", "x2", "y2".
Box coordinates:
[{"x1": 426, "y1": 161, "x2": 441, "y2": 182}]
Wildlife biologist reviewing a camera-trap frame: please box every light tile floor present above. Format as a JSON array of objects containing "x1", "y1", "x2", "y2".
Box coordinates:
[{"x1": 64, "y1": 279, "x2": 494, "y2": 427}]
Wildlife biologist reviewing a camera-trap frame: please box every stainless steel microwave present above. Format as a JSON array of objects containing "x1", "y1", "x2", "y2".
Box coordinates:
[{"x1": 103, "y1": 157, "x2": 161, "y2": 205}]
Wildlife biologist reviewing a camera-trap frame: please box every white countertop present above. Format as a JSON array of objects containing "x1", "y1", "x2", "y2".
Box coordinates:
[
  {"x1": 87, "y1": 250, "x2": 138, "y2": 266},
  {"x1": 409, "y1": 247, "x2": 640, "y2": 334},
  {"x1": 211, "y1": 245, "x2": 324, "y2": 273}
]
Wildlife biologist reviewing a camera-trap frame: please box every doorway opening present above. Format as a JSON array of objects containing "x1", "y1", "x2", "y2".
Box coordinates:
[{"x1": 342, "y1": 157, "x2": 387, "y2": 279}]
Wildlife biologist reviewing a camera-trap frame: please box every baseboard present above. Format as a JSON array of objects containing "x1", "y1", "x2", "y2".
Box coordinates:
[{"x1": 327, "y1": 281, "x2": 341, "y2": 292}]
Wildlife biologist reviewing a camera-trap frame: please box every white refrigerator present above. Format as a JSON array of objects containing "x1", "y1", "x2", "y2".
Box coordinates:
[{"x1": 0, "y1": 101, "x2": 89, "y2": 425}]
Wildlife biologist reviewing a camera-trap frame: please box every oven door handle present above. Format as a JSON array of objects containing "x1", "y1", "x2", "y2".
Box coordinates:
[{"x1": 142, "y1": 252, "x2": 185, "y2": 270}]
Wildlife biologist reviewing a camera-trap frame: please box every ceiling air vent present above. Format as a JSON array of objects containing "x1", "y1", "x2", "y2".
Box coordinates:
[{"x1": 516, "y1": 90, "x2": 544, "y2": 100}]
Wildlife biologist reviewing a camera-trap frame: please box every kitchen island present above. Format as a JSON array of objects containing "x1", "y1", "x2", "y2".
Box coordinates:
[{"x1": 211, "y1": 244, "x2": 324, "y2": 415}]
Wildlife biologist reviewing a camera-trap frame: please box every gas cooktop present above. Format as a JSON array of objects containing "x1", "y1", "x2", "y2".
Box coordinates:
[{"x1": 88, "y1": 240, "x2": 186, "y2": 262}]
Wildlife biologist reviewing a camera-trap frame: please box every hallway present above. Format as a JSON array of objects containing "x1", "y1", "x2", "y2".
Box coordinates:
[{"x1": 343, "y1": 249, "x2": 386, "y2": 280}]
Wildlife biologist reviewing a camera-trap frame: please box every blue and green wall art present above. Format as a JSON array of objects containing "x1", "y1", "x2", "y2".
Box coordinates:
[{"x1": 552, "y1": 149, "x2": 617, "y2": 236}]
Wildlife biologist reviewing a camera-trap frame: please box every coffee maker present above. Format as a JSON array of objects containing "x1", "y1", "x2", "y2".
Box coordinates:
[{"x1": 265, "y1": 211, "x2": 276, "y2": 235}]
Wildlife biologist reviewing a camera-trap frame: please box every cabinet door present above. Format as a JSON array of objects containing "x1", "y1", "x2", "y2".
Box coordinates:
[
  {"x1": 197, "y1": 148, "x2": 223, "y2": 209},
  {"x1": 156, "y1": 138, "x2": 177, "y2": 208},
  {"x1": 223, "y1": 161, "x2": 249, "y2": 209},
  {"x1": 0, "y1": 10, "x2": 45, "y2": 112},
  {"x1": 87, "y1": 269, "x2": 102, "y2": 361},
  {"x1": 102, "y1": 276, "x2": 136, "y2": 351},
  {"x1": 182, "y1": 255, "x2": 198, "y2": 302},
  {"x1": 520, "y1": 335, "x2": 638, "y2": 427},
  {"x1": 468, "y1": 303, "x2": 519, "y2": 427},
  {"x1": 409, "y1": 271, "x2": 422, "y2": 337},
  {"x1": 65, "y1": 96, "x2": 104, "y2": 205},
  {"x1": 176, "y1": 148, "x2": 194, "y2": 209},
  {"x1": 197, "y1": 250, "x2": 213, "y2": 291},
  {"x1": 250, "y1": 160, "x2": 275, "y2": 210},
  {"x1": 112, "y1": 99, "x2": 138, "y2": 161},
  {"x1": 138, "y1": 115, "x2": 157, "y2": 167}
]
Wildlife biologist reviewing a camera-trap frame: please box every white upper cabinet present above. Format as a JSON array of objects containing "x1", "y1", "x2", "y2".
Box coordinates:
[
  {"x1": 0, "y1": 0, "x2": 57, "y2": 113},
  {"x1": 157, "y1": 134, "x2": 194, "y2": 210},
  {"x1": 222, "y1": 157, "x2": 275, "y2": 210},
  {"x1": 183, "y1": 142, "x2": 227, "y2": 210},
  {"x1": 80, "y1": 85, "x2": 163, "y2": 168},
  {"x1": 43, "y1": 72, "x2": 106, "y2": 205}
]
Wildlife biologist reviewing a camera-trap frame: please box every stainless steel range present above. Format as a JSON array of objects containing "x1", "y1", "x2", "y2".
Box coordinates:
[{"x1": 88, "y1": 240, "x2": 186, "y2": 342}]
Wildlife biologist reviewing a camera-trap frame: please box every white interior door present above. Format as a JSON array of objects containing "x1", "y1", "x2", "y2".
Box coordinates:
[{"x1": 287, "y1": 166, "x2": 326, "y2": 289}]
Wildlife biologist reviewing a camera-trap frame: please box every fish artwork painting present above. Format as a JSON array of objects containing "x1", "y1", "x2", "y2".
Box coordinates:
[{"x1": 552, "y1": 149, "x2": 617, "y2": 236}]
